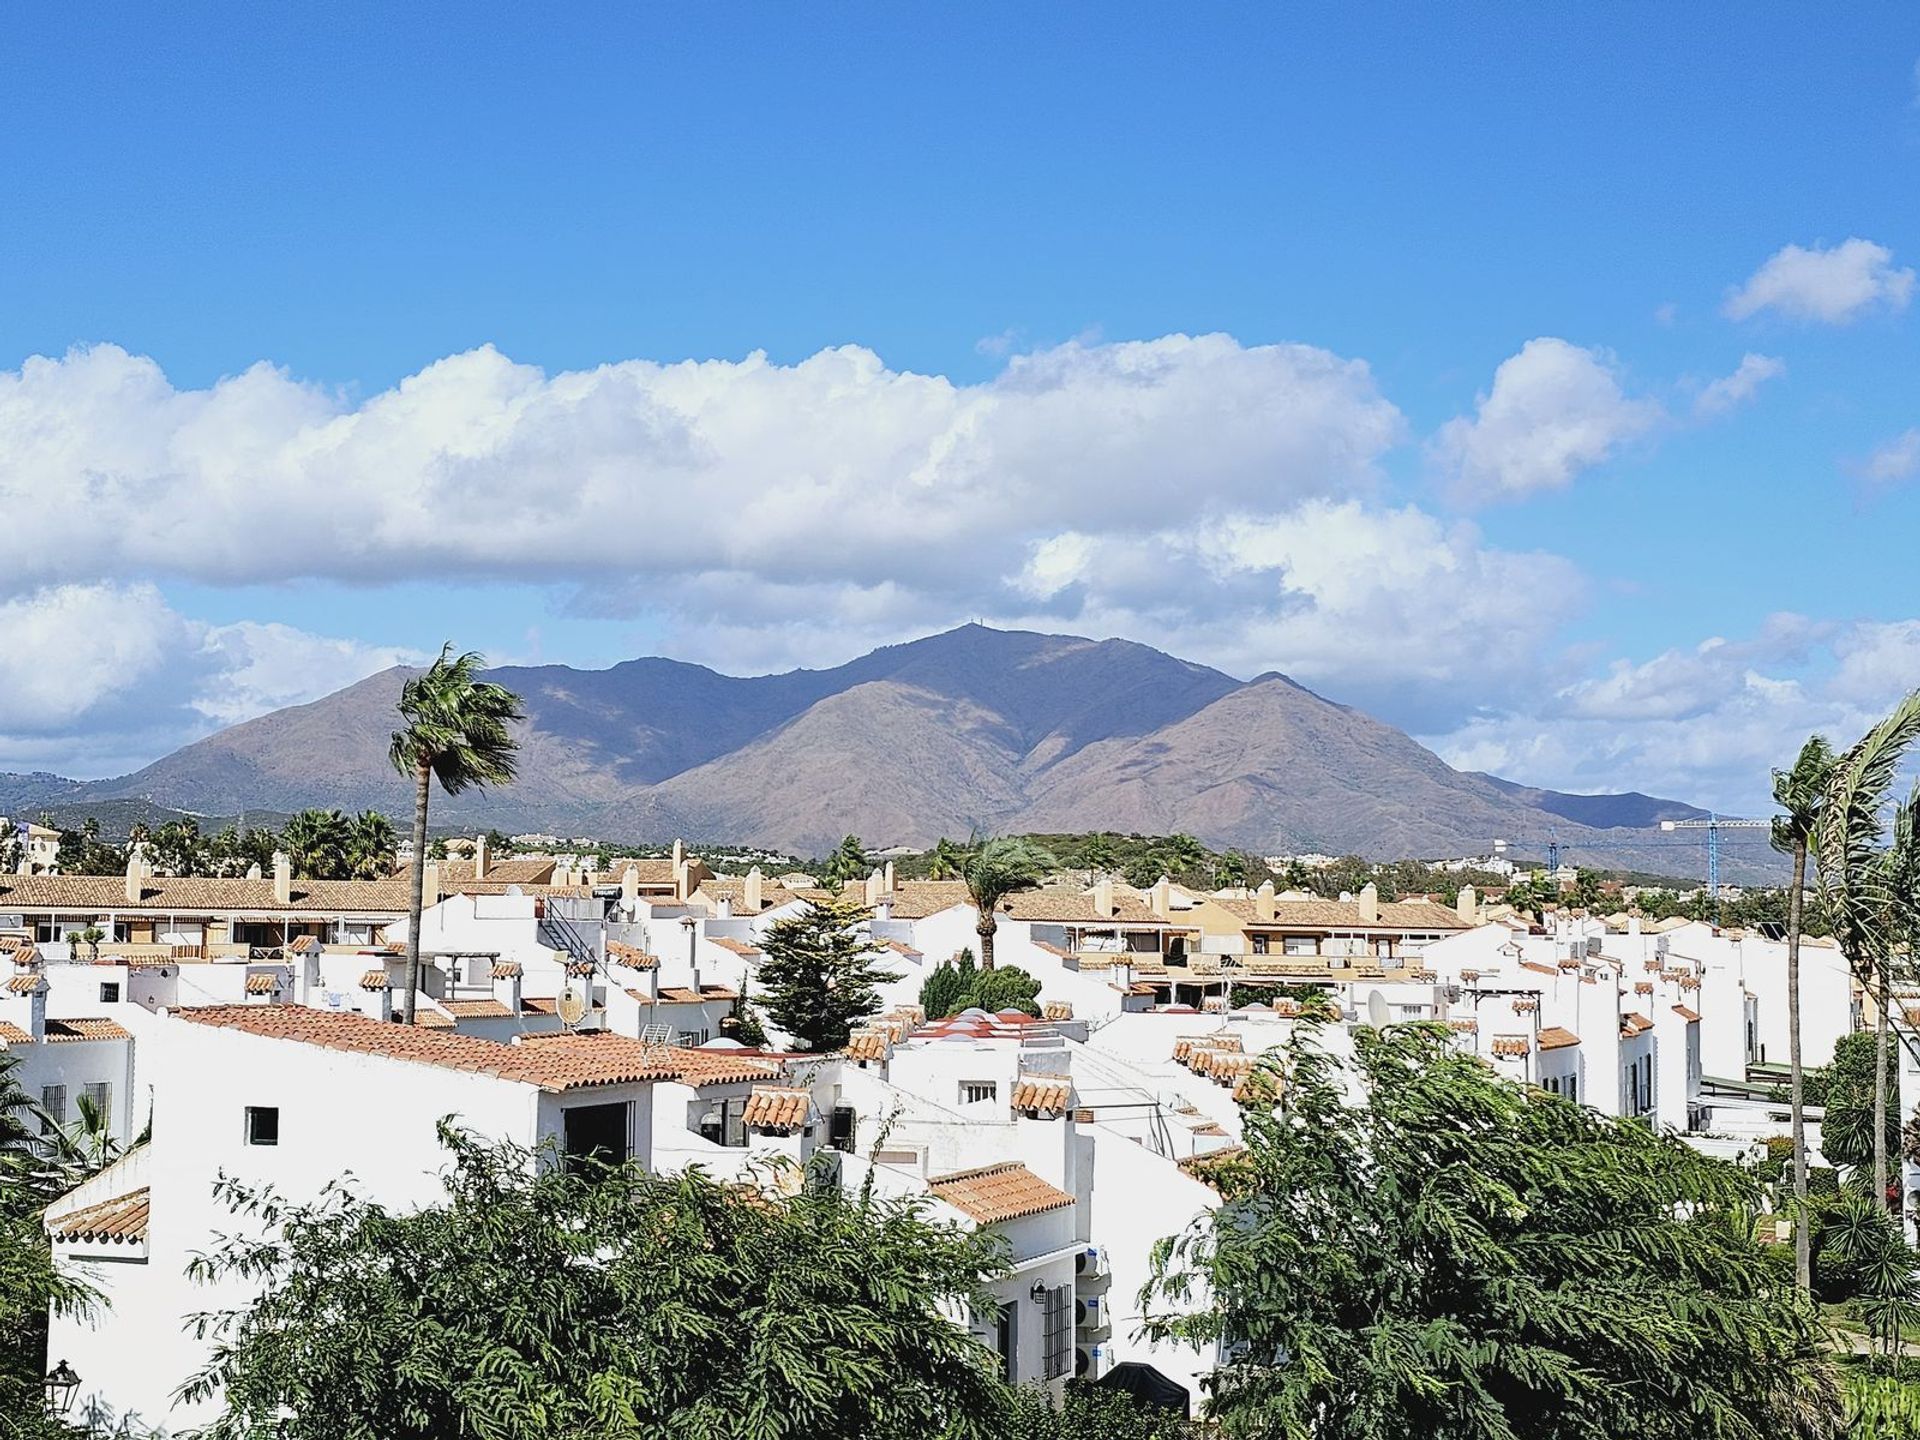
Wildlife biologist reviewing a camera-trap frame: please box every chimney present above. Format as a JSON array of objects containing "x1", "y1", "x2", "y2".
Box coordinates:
[
  {"x1": 125, "y1": 850, "x2": 142, "y2": 904},
  {"x1": 673, "y1": 858, "x2": 689, "y2": 902},
  {"x1": 1151, "y1": 876, "x2": 1173, "y2": 919},
  {"x1": 621, "y1": 864, "x2": 639, "y2": 910},
  {"x1": 1628, "y1": 913, "x2": 1643, "y2": 938},
  {"x1": 1456, "y1": 884, "x2": 1477, "y2": 924},
  {"x1": 491, "y1": 961, "x2": 523, "y2": 1014},
  {"x1": 3, "y1": 972, "x2": 48, "y2": 1042},
  {"x1": 246, "y1": 862, "x2": 263, "y2": 881},
  {"x1": 883, "y1": 860, "x2": 896, "y2": 894},
  {"x1": 1357, "y1": 883, "x2": 1379, "y2": 925},
  {"x1": 865, "y1": 869, "x2": 884, "y2": 908},
  {"x1": 1093, "y1": 877, "x2": 1115, "y2": 918},
  {"x1": 1256, "y1": 880, "x2": 1277, "y2": 923},
  {"x1": 363, "y1": 977, "x2": 393, "y2": 1023},
  {"x1": 423, "y1": 861, "x2": 441, "y2": 902},
  {"x1": 745, "y1": 866, "x2": 763, "y2": 913},
  {"x1": 472, "y1": 832, "x2": 489, "y2": 881},
  {"x1": 273, "y1": 851, "x2": 293, "y2": 906},
  {"x1": 672, "y1": 838, "x2": 684, "y2": 868}
]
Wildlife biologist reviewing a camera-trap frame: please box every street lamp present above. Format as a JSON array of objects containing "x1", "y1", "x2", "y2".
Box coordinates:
[{"x1": 44, "y1": 1359, "x2": 80, "y2": 1415}]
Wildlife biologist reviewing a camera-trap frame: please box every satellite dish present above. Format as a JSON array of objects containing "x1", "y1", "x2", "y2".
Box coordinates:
[
  {"x1": 1365, "y1": 989, "x2": 1391, "y2": 1029},
  {"x1": 557, "y1": 986, "x2": 588, "y2": 1027}
]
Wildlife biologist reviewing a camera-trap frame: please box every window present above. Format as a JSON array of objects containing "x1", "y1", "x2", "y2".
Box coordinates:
[
  {"x1": 960, "y1": 1081, "x2": 998, "y2": 1105},
  {"x1": 110, "y1": 921, "x2": 133, "y2": 943},
  {"x1": 99, "y1": 982, "x2": 120, "y2": 1004},
  {"x1": 33, "y1": 921, "x2": 56, "y2": 943},
  {"x1": 562, "y1": 1101, "x2": 631, "y2": 1170},
  {"x1": 83, "y1": 1082, "x2": 111, "y2": 1121},
  {"x1": 993, "y1": 1302, "x2": 1016, "y2": 1383},
  {"x1": 1250, "y1": 934, "x2": 1269, "y2": 956},
  {"x1": 828, "y1": 1104, "x2": 856, "y2": 1154},
  {"x1": 40, "y1": 1085, "x2": 66, "y2": 1134},
  {"x1": 1283, "y1": 935, "x2": 1318, "y2": 956},
  {"x1": 1041, "y1": 1285, "x2": 1071, "y2": 1380},
  {"x1": 245, "y1": 1106, "x2": 280, "y2": 1146},
  {"x1": 696, "y1": 1096, "x2": 749, "y2": 1148}
]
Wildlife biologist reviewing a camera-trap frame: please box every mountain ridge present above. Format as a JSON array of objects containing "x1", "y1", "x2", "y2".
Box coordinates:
[{"x1": 0, "y1": 624, "x2": 1758, "y2": 877}]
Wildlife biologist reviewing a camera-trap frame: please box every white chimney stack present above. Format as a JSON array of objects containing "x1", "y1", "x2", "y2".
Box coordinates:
[
  {"x1": 273, "y1": 851, "x2": 293, "y2": 906},
  {"x1": 883, "y1": 860, "x2": 896, "y2": 894},
  {"x1": 1456, "y1": 884, "x2": 1477, "y2": 924},
  {"x1": 125, "y1": 850, "x2": 142, "y2": 905},
  {"x1": 1358, "y1": 883, "x2": 1380, "y2": 925},
  {"x1": 472, "y1": 832, "x2": 489, "y2": 881},
  {"x1": 745, "y1": 866, "x2": 763, "y2": 913},
  {"x1": 622, "y1": 864, "x2": 639, "y2": 909},
  {"x1": 1093, "y1": 877, "x2": 1115, "y2": 918},
  {"x1": 1152, "y1": 876, "x2": 1173, "y2": 919},
  {"x1": 865, "y1": 869, "x2": 884, "y2": 908},
  {"x1": 1256, "y1": 879, "x2": 1277, "y2": 923}
]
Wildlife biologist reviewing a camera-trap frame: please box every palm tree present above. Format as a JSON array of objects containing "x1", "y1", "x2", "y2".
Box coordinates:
[
  {"x1": 925, "y1": 837, "x2": 963, "y2": 881},
  {"x1": 1772, "y1": 733, "x2": 1834, "y2": 1291},
  {"x1": 282, "y1": 809, "x2": 353, "y2": 879},
  {"x1": 389, "y1": 646, "x2": 523, "y2": 1025},
  {"x1": 958, "y1": 837, "x2": 1054, "y2": 970},
  {"x1": 1818, "y1": 690, "x2": 1920, "y2": 1212},
  {"x1": 1081, "y1": 833, "x2": 1116, "y2": 886},
  {"x1": 346, "y1": 810, "x2": 399, "y2": 880}
]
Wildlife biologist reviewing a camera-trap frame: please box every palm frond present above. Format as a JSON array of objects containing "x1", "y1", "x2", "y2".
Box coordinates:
[{"x1": 1818, "y1": 692, "x2": 1920, "y2": 979}]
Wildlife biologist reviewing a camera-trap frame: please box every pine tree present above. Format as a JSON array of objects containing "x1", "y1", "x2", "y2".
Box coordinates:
[{"x1": 758, "y1": 895, "x2": 899, "y2": 1052}]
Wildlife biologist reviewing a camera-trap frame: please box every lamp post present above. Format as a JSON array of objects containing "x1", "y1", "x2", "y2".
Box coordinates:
[{"x1": 44, "y1": 1359, "x2": 80, "y2": 1416}]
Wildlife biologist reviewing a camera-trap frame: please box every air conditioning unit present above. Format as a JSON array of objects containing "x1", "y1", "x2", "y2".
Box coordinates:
[
  {"x1": 1074, "y1": 1343, "x2": 1107, "y2": 1379},
  {"x1": 1075, "y1": 1294, "x2": 1106, "y2": 1330},
  {"x1": 1074, "y1": 1246, "x2": 1108, "y2": 1280}
]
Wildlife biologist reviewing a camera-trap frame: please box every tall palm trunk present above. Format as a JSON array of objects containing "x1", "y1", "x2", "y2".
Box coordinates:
[
  {"x1": 403, "y1": 761, "x2": 431, "y2": 1025},
  {"x1": 1787, "y1": 841, "x2": 1810, "y2": 1289},
  {"x1": 976, "y1": 915, "x2": 997, "y2": 971},
  {"x1": 1875, "y1": 957, "x2": 1891, "y2": 1212}
]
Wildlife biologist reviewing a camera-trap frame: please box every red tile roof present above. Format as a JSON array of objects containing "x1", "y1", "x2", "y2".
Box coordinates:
[
  {"x1": 928, "y1": 1162, "x2": 1074, "y2": 1224},
  {"x1": 171, "y1": 1005, "x2": 677, "y2": 1090},
  {"x1": 244, "y1": 972, "x2": 280, "y2": 994},
  {"x1": 441, "y1": 999, "x2": 513, "y2": 1019},
  {"x1": 707, "y1": 936, "x2": 764, "y2": 957},
  {"x1": 1536, "y1": 1026, "x2": 1581, "y2": 1051},
  {"x1": 844, "y1": 1030, "x2": 888, "y2": 1062},
  {"x1": 0, "y1": 1021, "x2": 31, "y2": 1045},
  {"x1": 1672, "y1": 1004, "x2": 1701, "y2": 1022},
  {"x1": 1491, "y1": 1035, "x2": 1531, "y2": 1057},
  {"x1": 1010, "y1": 1077, "x2": 1072, "y2": 1116},
  {"x1": 606, "y1": 941, "x2": 657, "y2": 970},
  {"x1": 741, "y1": 1086, "x2": 811, "y2": 1131},
  {"x1": 490, "y1": 960, "x2": 523, "y2": 979},
  {"x1": 45, "y1": 1018, "x2": 131, "y2": 1043},
  {"x1": 50, "y1": 1188, "x2": 149, "y2": 1244},
  {"x1": 511, "y1": 1031, "x2": 781, "y2": 1088}
]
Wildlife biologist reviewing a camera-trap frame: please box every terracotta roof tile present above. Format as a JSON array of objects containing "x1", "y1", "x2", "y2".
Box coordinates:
[
  {"x1": 1216, "y1": 897, "x2": 1469, "y2": 932},
  {"x1": 605, "y1": 942, "x2": 656, "y2": 970},
  {"x1": 360, "y1": 969, "x2": 390, "y2": 990},
  {"x1": 0, "y1": 874, "x2": 414, "y2": 914},
  {"x1": 1537, "y1": 1026, "x2": 1581, "y2": 1050},
  {"x1": 511, "y1": 1031, "x2": 782, "y2": 1088},
  {"x1": 0, "y1": 1021, "x2": 32, "y2": 1044},
  {"x1": 45, "y1": 1018, "x2": 130, "y2": 1043},
  {"x1": 875, "y1": 881, "x2": 973, "y2": 920},
  {"x1": 288, "y1": 935, "x2": 319, "y2": 954},
  {"x1": 1621, "y1": 1012, "x2": 1654, "y2": 1036},
  {"x1": 1010, "y1": 1077, "x2": 1072, "y2": 1115},
  {"x1": 1491, "y1": 1035, "x2": 1531, "y2": 1057},
  {"x1": 706, "y1": 936, "x2": 764, "y2": 958},
  {"x1": 5, "y1": 973, "x2": 45, "y2": 993},
  {"x1": 998, "y1": 891, "x2": 1164, "y2": 925},
  {"x1": 441, "y1": 999, "x2": 513, "y2": 1019},
  {"x1": 928, "y1": 1162, "x2": 1074, "y2": 1224},
  {"x1": 244, "y1": 972, "x2": 281, "y2": 995},
  {"x1": 741, "y1": 1086, "x2": 811, "y2": 1131},
  {"x1": 656, "y1": 987, "x2": 708, "y2": 1004},
  {"x1": 490, "y1": 960, "x2": 523, "y2": 979},
  {"x1": 844, "y1": 1030, "x2": 888, "y2": 1062},
  {"x1": 1672, "y1": 1004, "x2": 1701, "y2": 1022},
  {"x1": 171, "y1": 1005, "x2": 677, "y2": 1089},
  {"x1": 50, "y1": 1188, "x2": 149, "y2": 1244}
]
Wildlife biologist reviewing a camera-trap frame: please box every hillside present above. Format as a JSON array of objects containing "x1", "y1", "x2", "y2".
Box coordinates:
[{"x1": 0, "y1": 624, "x2": 1764, "y2": 878}]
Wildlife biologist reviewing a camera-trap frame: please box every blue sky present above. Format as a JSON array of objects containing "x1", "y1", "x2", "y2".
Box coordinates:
[{"x1": 2, "y1": 6, "x2": 1918, "y2": 813}]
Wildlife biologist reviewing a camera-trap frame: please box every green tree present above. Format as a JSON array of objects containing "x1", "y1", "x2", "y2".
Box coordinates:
[
  {"x1": 821, "y1": 834, "x2": 870, "y2": 888},
  {"x1": 920, "y1": 950, "x2": 977, "y2": 1021},
  {"x1": 1775, "y1": 733, "x2": 1835, "y2": 1291},
  {"x1": 1823, "y1": 1034, "x2": 1902, "y2": 1183},
  {"x1": 1146, "y1": 1022, "x2": 1843, "y2": 1440},
  {"x1": 389, "y1": 645, "x2": 523, "y2": 1026},
  {"x1": 1819, "y1": 1197, "x2": 1920, "y2": 1367},
  {"x1": 926, "y1": 837, "x2": 965, "y2": 881},
  {"x1": 757, "y1": 894, "x2": 899, "y2": 1052},
  {"x1": 960, "y1": 837, "x2": 1053, "y2": 970},
  {"x1": 1003, "y1": 1383, "x2": 1196, "y2": 1438},
  {"x1": 281, "y1": 809, "x2": 353, "y2": 879},
  {"x1": 344, "y1": 810, "x2": 398, "y2": 881},
  {"x1": 179, "y1": 1126, "x2": 1008, "y2": 1440},
  {"x1": 1818, "y1": 691, "x2": 1920, "y2": 1209},
  {"x1": 148, "y1": 816, "x2": 205, "y2": 876},
  {"x1": 1080, "y1": 833, "x2": 1116, "y2": 886}
]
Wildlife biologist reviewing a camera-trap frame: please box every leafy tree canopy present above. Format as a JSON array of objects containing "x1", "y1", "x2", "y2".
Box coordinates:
[
  {"x1": 180, "y1": 1126, "x2": 1010, "y2": 1440},
  {"x1": 1146, "y1": 1022, "x2": 1844, "y2": 1440},
  {"x1": 757, "y1": 894, "x2": 899, "y2": 1052}
]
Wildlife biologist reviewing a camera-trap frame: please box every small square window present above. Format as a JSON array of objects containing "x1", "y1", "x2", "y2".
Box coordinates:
[
  {"x1": 100, "y1": 982, "x2": 121, "y2": 1004},
  {"x1": 960, "y1": 1081, "x2": 998, "y2": 1105},
  {"x1": 245, "y1": 1106, "x2": 280, "y2": 1146}
]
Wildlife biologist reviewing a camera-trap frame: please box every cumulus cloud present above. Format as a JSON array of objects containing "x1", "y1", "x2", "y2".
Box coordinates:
[
  {"x1": 0, "y1": 583, "x2": 418, "y2": 776},
  {"x1": 1853, "y1": 427, "x2": 1920, "y2": 487},
  {"x1": 1723, "y1": 238, "x2": 1916, "y2": 324},
  {"x1": 1426, "y1": 615, "x2": 1920, "y2": 815},
  {"x1": 1429, "y1": 338, "x2": 1662, "y2": 503},
  {"x1": 1691, "y1": 353, "x2": 1785, "y2": 419}
]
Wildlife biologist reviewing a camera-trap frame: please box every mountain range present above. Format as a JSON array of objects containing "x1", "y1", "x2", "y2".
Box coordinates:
[{"x1": 0, "y1": 624, "x2": 1751, "y2": 877}]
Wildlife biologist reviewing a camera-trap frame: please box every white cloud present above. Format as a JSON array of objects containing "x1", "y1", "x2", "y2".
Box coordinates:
[
  {"x1": 0, "y1": 583, "x2": 418, "y2": 776},
  {"x1": 1723, "y1": 238, "x2": 1915, "y2": 324},
  {"x1": 1426, "y1": 615, "x2": 1919, "y2": 815},
  {"x1": 1691, "y1": 352, "x2": 1785, "y2": 419},
  {"x1": 1854, "y1": 427, "x2": 1920, "y2": 486},
  {"x1": 1429, "y1": 338, "x2": 1662, "y2": 503}
]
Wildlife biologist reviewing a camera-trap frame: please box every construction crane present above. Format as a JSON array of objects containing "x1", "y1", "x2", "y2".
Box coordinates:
[
  {"x1": 1493, "y1": 833, "x2": 1649, "y2": 873},
  {"x1": 1659, "y1": 814, "x2": 1771, "y2": 897}
]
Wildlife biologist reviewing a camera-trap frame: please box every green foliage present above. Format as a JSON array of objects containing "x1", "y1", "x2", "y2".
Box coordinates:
[
  {"x1": 1819, "y1": 1033, "x2": 1901, "y2": 1176},
  {"x1": 1001, "y1": 1383, "x2": 1196, "y2": 1438},
  {"x1": 821, "y1": 834, "x2": 870, "y2": 888},
  {"x1": 1820, "y1": 1198, "x2": 1920, "y2": 1364},
  {"x1": 180, "y1": 1126, "x2": 1011, "y2": 1440},
  {"x1": 757, "y1": 894, "x2": 899, "y2": 1051},
  {"x1": 960, "y1": 837, "x2": 1055, "y2": 969},
  {"x1": 921, "y1": 957, "x2": 1043, "y2": 1019},
  {"x1": 1146, "y1": 1022, "x2": 1845, "y2": 1440},
  {"x1": 1845, "y1": 1368, "x2": 1920, "y2": 1438},
  {"x1": 723, "y1": 1002, "x2": 770, "y2": 1048},
  {"x1": 281, "y1": 809, "x2": 353, "y2": 879}
]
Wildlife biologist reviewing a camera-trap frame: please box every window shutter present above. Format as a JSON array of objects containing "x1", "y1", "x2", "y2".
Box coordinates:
[{"x1": 1042, "y1": 1284, "x2": 1071, "y2": 1380}]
